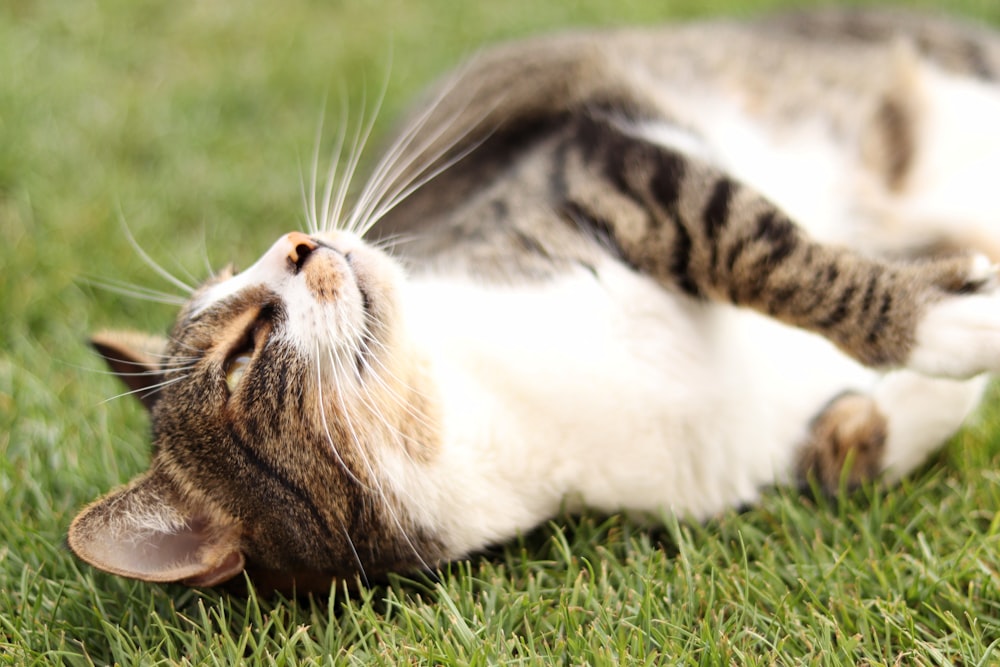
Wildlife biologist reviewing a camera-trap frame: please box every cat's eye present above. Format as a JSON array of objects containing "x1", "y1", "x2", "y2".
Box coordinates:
[
  {"x1": 224, "y1": 354, "x2": 252, "y2": 392},
  {"x1": 224, "y1": 335, "x2": 255, "y2": 393},
  {"x1": 222, "y1": 307, "x2": 275, "y2": 394}
]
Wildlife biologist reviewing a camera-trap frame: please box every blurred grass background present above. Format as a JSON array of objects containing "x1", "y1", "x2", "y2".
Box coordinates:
[{"x1": 4, "y1": 0, "x2": 1000, "y2": 664}]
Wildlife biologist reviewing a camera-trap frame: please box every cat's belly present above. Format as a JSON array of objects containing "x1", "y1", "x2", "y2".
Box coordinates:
[{"x1": 399, "y1": 260, "x2": 877, "y2": 552}]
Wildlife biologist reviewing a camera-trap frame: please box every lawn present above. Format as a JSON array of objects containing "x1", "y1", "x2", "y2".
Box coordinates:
[{"x1": 4, "y1": 0, "x2": 1000, "y2": 664}]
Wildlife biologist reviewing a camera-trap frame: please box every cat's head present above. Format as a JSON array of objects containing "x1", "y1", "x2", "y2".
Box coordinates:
[{"x1": 69, "y1": 231, "x2": 444, "y2": 590}]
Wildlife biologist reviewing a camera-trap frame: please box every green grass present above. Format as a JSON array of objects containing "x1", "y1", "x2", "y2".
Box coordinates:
[{"x1": 5, "y1": 0, "x2": 1000, "y2": 663}]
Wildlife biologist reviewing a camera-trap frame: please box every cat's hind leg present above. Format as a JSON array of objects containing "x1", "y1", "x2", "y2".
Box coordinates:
[{"x1": 796, "y1": 372, "x2": 986, "y2": 494}]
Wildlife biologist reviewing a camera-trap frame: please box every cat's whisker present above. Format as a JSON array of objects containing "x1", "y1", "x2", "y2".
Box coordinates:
[
  {"x1": 324, "y1": 81, "x2": 387, "y2": 236},
  {"x1": 350, "y1": 76, "x2": 503, "y2": 239},
  {"x1": 91, "y1": 365, "x2": 198, "y2": 378},
  {"x1": 117, "y1": 210, "x2": 196, "y2": 294},
  {"x1": 354, "y1": 339, "x2": 437, "y2": 434},
  {"x1": 338, "y1": 74, "x2": 395, "y2": 236},
  {"x1": 303, "y1": 100, "x2": 329, "y2": 235},
  {"x1": 323, "y1": 344, "x2": 385, "y2": 492},
  {"x1": 304, "y1": 95, "x2": 335, "y2": 234},
  {"x1": 98, "y1": 373, "x2": 190, "y2": 406},
  {"x1": 356, "y1": 135, "x2": 488, "y2": 239},
  {"x1": 168, "y1": 250, "x2": 205, "y2": 290},
  {"x1": 311, "y1": 342, "x2": 372, "y2": 588},
  {"x1": 313, "y1": 345, "x2": 369, "y2": 490},
  {"x1": 369, "y1": 231, "x2": 420, "y2": 253},
  {"x1": 164, "y1": 335, "x2": 203, "y2": 356},
  {"x1": 198, "y1": 228, "x2": 217, "y2": 280},
  {"x1": 325, "y1": 341, "x2": 435, "y2": 574},
  {"x1": 337, "y1": 380, "x2": 426, "y2": 514},
  {"x1": 81, "y1": 277, "x2": 190, "y2": 306},
  {"x1": 325, "y1": 343, "x2": 431, "y2": 540},
  {"x1": 321, "y1": 318, "x2": 435, "y2": 473},
  {"x1": 61, "y1": 359, "x2": 198, "y2": 380},
  {"x1": 351, "y1": 356, "x2": 429, "y2": 469},
  {"x1": 307, "y1": 66, "x2": 483, "y2": 239},
  {"x1": 299, "y1": 160, "x2": 317, "y2": 236},
  {"x1": 353, "y1": 121, "x2": 464, "y2": 228},
  {"x1": 340, "y1": 525, "x2": 370, "y2": 588},
  {"x1": 345, "y1": 68, "x2": 469, "y2": 213},
  {"x1": 319, "y1": 93, "x2": 352, "y2": 234},
  {"x1": 347, "y1": 84, "x2": 478, "y2": 237}
]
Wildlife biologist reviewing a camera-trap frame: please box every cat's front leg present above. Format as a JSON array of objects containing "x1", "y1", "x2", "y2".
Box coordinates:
[{"x1": 557, "y1": 113, "x2": 1000, "y2": 378}]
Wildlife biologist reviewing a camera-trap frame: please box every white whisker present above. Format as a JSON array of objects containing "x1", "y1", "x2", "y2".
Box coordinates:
[
  {"x1": 321, "y1": 332, "x2": 435, "y2": 574},
  {"x1": 98, "y1": 373, "x2": 190, "y2": 405},
  {"x1": 336, "y1": 82, "x2": 389, "y2": 236},
  {"x1": 116, "y1": 209, "x2": 196, "y2": 294},
  {"x1": 198, "y1": 226, "x2": 216, "y2": 280},
  {"x1": 353, "y1": 339, "x2": 437, "y2": 434},
  {"x1": 318, "y1": 92, "x2": 353, "y2": 234},
  {"x1": 81, "y1": 276, "x2": 189, "y2": 306},
  {"x1": 357, "y1": 133, "x2": 489, "y2": 239},
  {"x1": 368, "y1": 231, "x2": 420, "y2": 253},
  {"x1": 340, "y1": 525, "x2": 370, "y2": 588},
  {"x1": 314, "y1": 345, "x2": 368, "y2": 489},
  {"x1": 304, "y1": 99, "x2": 328, "y2": 235}
]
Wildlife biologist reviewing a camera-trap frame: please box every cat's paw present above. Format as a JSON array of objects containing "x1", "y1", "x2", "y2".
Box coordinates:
[{"x1": 908, "y1": 255, "x2": 1000, "y2": 378}]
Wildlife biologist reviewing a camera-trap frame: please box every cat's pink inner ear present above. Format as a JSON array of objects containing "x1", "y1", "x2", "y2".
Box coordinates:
[
  {"x1": 89, "y1": 330, "x2": 170, "y2": 411},
  {"x1": 68, "y1": 473, "x2": 245, "y2": 587}
]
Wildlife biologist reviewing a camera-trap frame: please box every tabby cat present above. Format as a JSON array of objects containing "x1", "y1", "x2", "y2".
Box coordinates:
[{"x1": 69, "y1": 8, "x2": 1000, "y2": 591}]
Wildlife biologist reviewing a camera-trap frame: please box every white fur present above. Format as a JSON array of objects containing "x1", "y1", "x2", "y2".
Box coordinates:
[
  {"x1": 910, "y1": 285, "x2": 1000, "y2": 378},
  {"x1": 392, "y1": 265, "x2": 876, "y2": 555}
]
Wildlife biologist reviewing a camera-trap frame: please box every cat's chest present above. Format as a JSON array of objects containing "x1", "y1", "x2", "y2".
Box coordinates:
[{"x1": 400, "y1": 260, "x2": 874, "y2": 528}]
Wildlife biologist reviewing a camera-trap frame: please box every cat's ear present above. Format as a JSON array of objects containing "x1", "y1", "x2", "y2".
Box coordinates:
[
  {"x1": 90, "y1": 330, "x2": 170, "y2": 411},
  {"x1": 68, "y1": 471, "x2": 245, "y2": 587}
]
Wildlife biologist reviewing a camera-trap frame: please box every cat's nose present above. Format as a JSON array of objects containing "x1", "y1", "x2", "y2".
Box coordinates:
[{"x1": 286, "y1": 232, "x2": 319, "y2": 271}]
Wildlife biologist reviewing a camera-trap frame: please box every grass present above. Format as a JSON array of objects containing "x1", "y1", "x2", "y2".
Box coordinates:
[{"x1": 4, "y1": 0, "x2": 1000, "y2": 663}]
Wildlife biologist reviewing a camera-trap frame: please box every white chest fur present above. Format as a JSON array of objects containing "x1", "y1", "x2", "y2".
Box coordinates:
[{"x1": 390, "y1": 262, "x2": 877, "y2": 558}]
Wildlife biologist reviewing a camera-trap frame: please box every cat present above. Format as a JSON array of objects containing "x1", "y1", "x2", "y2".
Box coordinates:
[{"x1": 69, "y1": 7, "x2": 1000, "y2": 592}]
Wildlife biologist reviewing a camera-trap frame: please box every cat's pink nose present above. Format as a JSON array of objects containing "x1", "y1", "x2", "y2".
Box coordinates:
[{"x1": 286, "y1": 232, "x2": 319, "y2": 270}]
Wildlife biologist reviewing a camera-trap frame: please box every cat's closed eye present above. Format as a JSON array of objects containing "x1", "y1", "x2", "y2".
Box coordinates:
[
  {"x1": 219, "y1": 306, "x2": 276, "y2": 393},
  {"x1": 224, "y1": 351, "x2": 251, "y2": 392}
]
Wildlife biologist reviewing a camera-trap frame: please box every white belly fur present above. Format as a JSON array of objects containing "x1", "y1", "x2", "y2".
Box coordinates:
[{"x1": 395, "y1": 264, "x2": 876, "y2": 556}]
